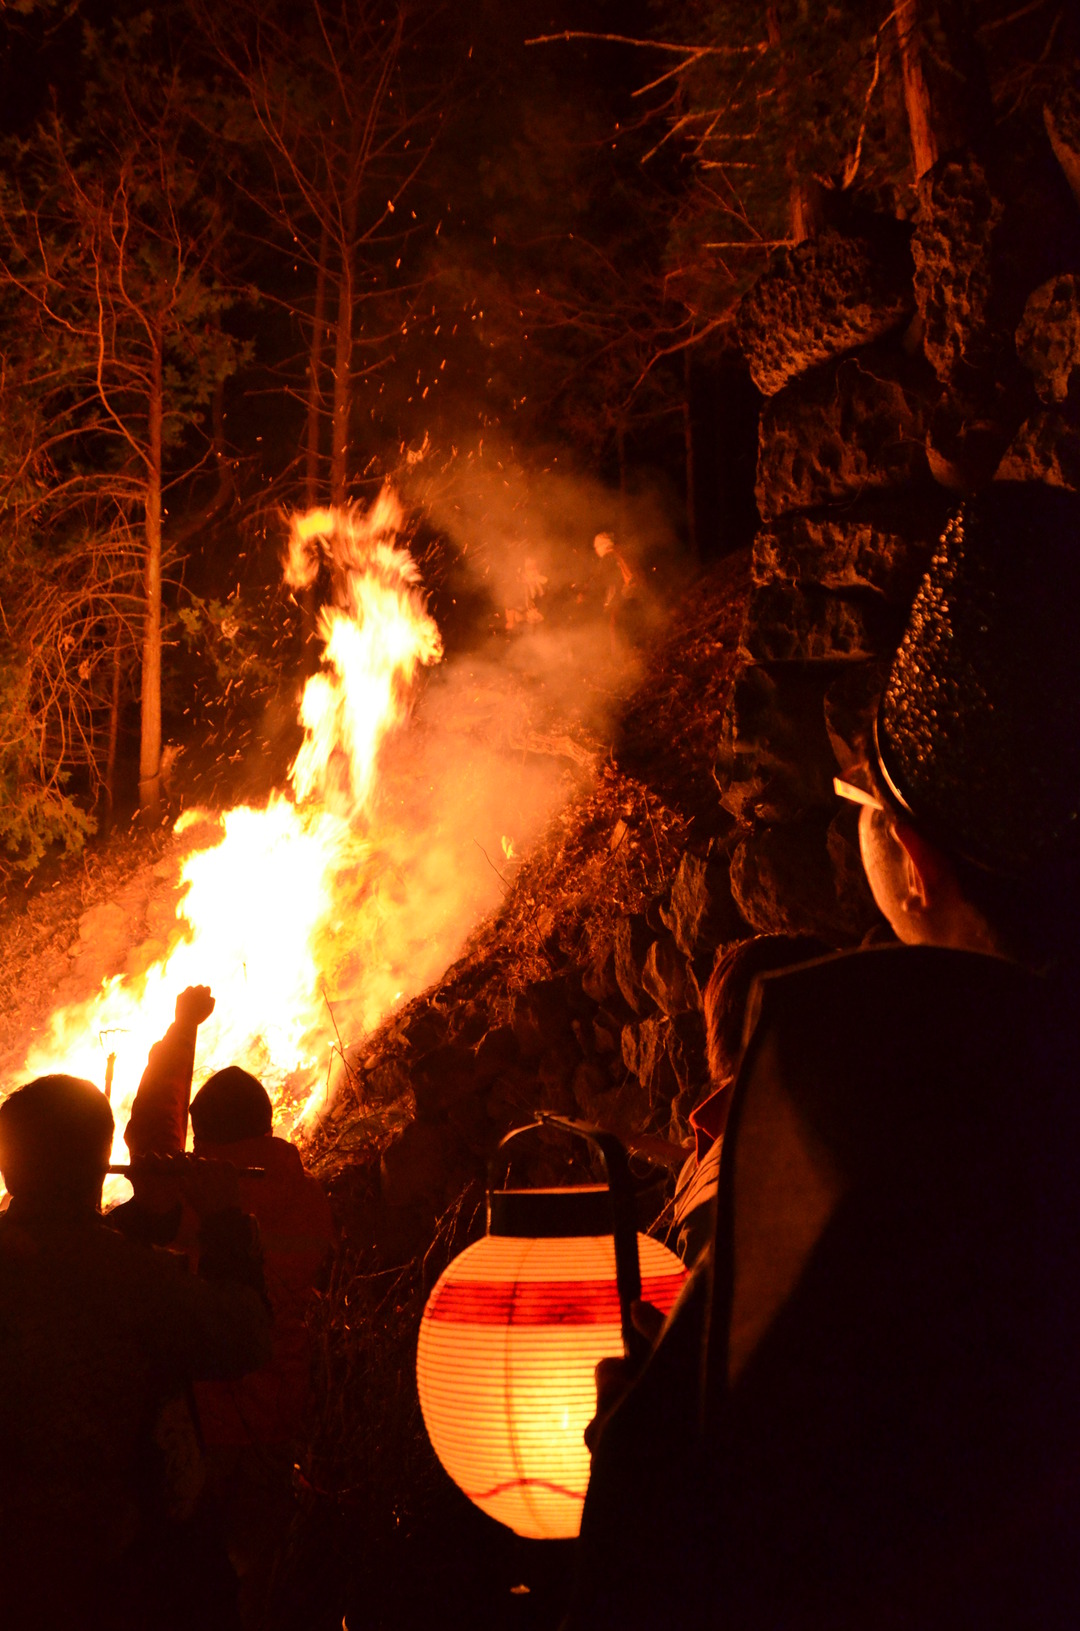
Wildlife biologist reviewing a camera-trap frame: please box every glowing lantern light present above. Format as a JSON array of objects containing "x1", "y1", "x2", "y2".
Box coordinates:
[{"x1": 417, "y1": 1120, "x2": 687, "y2": 1540}]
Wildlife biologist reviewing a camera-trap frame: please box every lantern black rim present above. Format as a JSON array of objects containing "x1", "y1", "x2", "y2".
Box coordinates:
[{"x1": 488, "y1": 1185, "x2": 615, "y2": 1238}]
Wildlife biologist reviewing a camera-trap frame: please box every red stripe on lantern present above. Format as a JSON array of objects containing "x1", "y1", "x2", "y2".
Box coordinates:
[
  {"x1": 417, "y1": 1229, "x2": 689, "y2": 1538},
  {"x1": 461, "y1": 1477, "x2": 584, "y2": 1504},
  {"x1": 423, "y1": 1270, "x2": 686, "y2": 1326}
]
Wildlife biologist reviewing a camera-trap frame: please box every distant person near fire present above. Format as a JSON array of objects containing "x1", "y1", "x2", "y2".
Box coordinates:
[
  {"x1": 569, "y1": 483, "x2": 1080, "y2": 1630},
  {"x1": 111, "y1": 986, "x2": 335, "y2": 1625},
  {"x1": 0, "y1": 1072, "x2": 270, "y2": 1630},
  {"x1": 592, "y1": 530, "x2": 638, "y2": 644}
]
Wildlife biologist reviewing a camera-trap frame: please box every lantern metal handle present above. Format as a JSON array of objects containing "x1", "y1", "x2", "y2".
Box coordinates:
[{"x1": 490, "y1": 1114, "x2": 650, "y2": 1368}]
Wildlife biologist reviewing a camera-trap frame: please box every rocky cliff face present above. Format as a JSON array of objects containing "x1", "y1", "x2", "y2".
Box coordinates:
[
  {"x1": 320, "y1": 124, "x2": 1080, "y2": 1259},
  {"x1": 722, "y1": 130, "x2": 1080, "y2": 953}
]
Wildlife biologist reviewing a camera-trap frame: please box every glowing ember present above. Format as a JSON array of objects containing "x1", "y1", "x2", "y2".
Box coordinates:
[{"x1": 3, "y1": 491, "x2": 442, "y2": 1191}]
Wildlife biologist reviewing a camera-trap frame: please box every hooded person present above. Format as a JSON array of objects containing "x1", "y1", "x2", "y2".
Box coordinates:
[
  {"x1": 110, "y1": 990, "x2": 335, "y2": 1622},
  {"x1": 568, "y1": 483, "x2": 1080, "y2": 1631},
  {"x1": 185, "y1": 1063, "x2": 335, "y2": 1454}
]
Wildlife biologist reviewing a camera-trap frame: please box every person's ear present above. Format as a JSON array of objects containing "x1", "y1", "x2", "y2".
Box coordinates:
[{"x1": 892, "y1": 819, "x2": 951, "y2": 910}]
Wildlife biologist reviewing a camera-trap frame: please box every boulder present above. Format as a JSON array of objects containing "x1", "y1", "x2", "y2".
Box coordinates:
[
  {"x1": 643, "y1": 894, "x2": 669, "y2": 935},
  {"x1": 394, "y1": 1001, "x2": 448, "y2": 1057},
  {"x1": 446, "y1": 1092, "x2": 498, "y2": 1159},
  {"x1": 923, "y1": 386, "x2": 1023, "y2": 494},
  {"x1": 473, "y1": 1024, "x2": 520, "y2": 1088},
  {"x1": 536, "y1": 1052, "x2": 577, "y2": 1118},
  {"x1": 570, "y1": 1061, "x2": 614, "y2": 1122},
  {"x1": 1045, "y1": 83, "x2": 1080, "y2": 212},
  {"x1": 730, "y1": 816, "x2": 873, "y2": 942},
  {"x1": 659, "y1": 849, "x2": 746, "y2": 959},
  {"x1": 1015, "y1": 274, "x2": 1080, "y2": 405},
  {"x1": 736, "y1": 227, "x2": 914, "y2": 397},
  {"x1": 486, "y1": 1066, "x2": 542, "y2": 1131},
  {"x1": 621, "y1": 1017, "x2": 678, "y2": 1105},
  {"x1": 380, "y1": 1119, "x2": 457, "y2": 1209},
  {"x1": 591, "y1": 1017, "x2": 619, "y2": 1056},
  {"x1": 362, "y1": 1054, "x2": 411, "y2": 1107},
  {"x1": 738, "y1": 584, "x2": 893, "y2": 665},
  {"x1": 911, "y1": 153, "x2": 1005, "y2": 383},
  {"x1": 450, "y1": 1001, "x2": 489, "y2": 1047},
  {"x1": 715, "y1": 663, "x2": 837, "y2": 823},
  {"x1": 581, "y1": 941, "x2": 619, "y2": 1004},
  {"x1": 585, "y1": 1074, "x2": 656, "y2": 1151},
  {"x1": 410, "y1": 1043, "x2": 477, "y2": 1119},
  {"x1": 510, "y1": 978, "x2": 576, "y2": 1057},
  {"x1": 994, "y1": 410, "x2": 1080, "y2": 490},
  {"x1": 753, "y1": 510, "x2": 936, "y2": 604},
  {"x1": 823, "y1": 660, "x2": 891, "y2": 778},
  {"x1": 613, "y1": 912, "x2": 654, "y2": 1014},
  {"x1": 756, "y1": 355, "x2": 931, "y2": 519},
  {"x1": 665, "y1": 1011, "x2": 709, "y2": 1099},
  {"x1": 641, "y1": 933, "x2": 699, "y2": 1017}
]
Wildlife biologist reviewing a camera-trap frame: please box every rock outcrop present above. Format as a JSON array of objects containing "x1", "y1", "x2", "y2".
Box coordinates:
[
  {"x1": 736, "y1": 228, "x2": 914, "y2": 396},
  {"x1": 755, "y1": 352, "x2": 932, "y2": 519}
]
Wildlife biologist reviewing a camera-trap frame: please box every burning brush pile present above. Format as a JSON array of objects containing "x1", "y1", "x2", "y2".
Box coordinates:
[
  {"x1": 0, "y1": 476, "x2": 633, "y2": 1174},
  {"x1": 3, "y1": 491, "x2": 451, "y2": 1183}
]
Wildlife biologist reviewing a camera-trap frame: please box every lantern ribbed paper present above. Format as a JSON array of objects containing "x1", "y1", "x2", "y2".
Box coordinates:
[{"x1": 417, "y1": 1228, "x2": 686, "y2": 1539}]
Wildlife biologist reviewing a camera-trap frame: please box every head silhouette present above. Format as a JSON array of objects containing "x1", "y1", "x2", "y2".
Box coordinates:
[
  {"x1": 704, "y1": 934, "x2": 828, "y2": 1086},
  {"x1": 190, "y1": 1066, "x2": 272, "y2": 1147},
  {"x1": 869, "y1": 483, "x2": 1080, "y2": 966},
  {"x1": 0, "y1": 1075, "x2": 114, "y2": 1213}
]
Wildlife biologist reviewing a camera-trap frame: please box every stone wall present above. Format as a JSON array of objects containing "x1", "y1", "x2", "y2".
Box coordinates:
[{"x1": 720, "y1": 131, "x2": 1080, "y2": 943}]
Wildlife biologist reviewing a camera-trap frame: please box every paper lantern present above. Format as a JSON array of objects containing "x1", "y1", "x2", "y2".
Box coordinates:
[{"x1": 417, "y1": 1183, "x2": 687, "y2": 1539}]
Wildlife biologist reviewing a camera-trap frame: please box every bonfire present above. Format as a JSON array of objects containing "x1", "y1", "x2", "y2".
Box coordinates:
[{"x1": 3, "y1": 490, "x2": 445, "y2": 1185}]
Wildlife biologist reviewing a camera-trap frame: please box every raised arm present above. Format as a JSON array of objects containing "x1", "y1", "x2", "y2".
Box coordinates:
[{"x1": 125, "y1": 985, "x2": 216, "y2": 1160}]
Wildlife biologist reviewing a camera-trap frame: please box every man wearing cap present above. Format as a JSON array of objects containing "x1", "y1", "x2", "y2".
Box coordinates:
[{"x1": 569, "y1": 484, "x2": 1080, "y2": 1630}]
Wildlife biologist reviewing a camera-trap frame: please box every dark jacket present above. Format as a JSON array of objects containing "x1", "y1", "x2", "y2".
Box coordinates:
[
  {"x1": 113, "y1": 1017, "x2": 334, "y2": 1448},
  {"x1": 0, "y1": 1202, "x2": 270, "y2": 1625},
  {"x1": 186, "y1": 1133, "x2": 334, "y2": 1448},
  {"x1": 571, "y1": 945, "x2": 1080, "y2": 1630}
]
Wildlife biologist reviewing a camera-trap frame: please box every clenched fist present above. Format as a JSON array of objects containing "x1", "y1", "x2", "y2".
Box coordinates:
[{"x1": 174, "y1": 985, "x2": 216, "y2": 1031}]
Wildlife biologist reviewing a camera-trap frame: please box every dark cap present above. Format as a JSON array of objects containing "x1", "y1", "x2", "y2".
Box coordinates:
[
  {"x1": 190, "y1": 1066, "x2": 272, "y2": 1144},
  {"x1": 876, "y1": 482, "x2": 1080, "y2": 875}
]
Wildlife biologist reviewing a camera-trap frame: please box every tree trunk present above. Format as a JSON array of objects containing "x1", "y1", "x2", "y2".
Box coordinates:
[
  {"x1": 896, "y1": 0, "x2": 939, "y2": 180},
  {"x1": 896, "y1": 0, "x2": 990, "y2": 181},
  {"x1": 767, "y1": 4, "x2": 825, "y2": 243},
  {"x1": 104, "y1": 626, "x2": 123, "y2": 828},
  {"x1": 683, "y1": 351, "x2": 698, "y2": 560},
  {"x1": 305, "y1": 222, "x2": 330, "y2": 509},
  {"x1": 789, "y1": 177, "x2": 825, "y2": 243},
  {"x1": 139, "y1": 327, "x2": 163, "y2": 818},
  {"x1": 329, "y1": 204, "x2": 356, "y2": 508}
]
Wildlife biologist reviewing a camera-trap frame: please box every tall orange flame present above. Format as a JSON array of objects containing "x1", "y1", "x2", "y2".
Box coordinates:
[{"x1": 3, "y1": 490, "x2": 443, "y2": 1191}]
